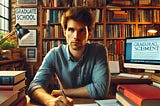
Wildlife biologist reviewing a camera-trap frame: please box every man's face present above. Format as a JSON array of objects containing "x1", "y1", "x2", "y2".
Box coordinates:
[{"x1": 64, "y1": 19, "x2": 90, "y2": 51}]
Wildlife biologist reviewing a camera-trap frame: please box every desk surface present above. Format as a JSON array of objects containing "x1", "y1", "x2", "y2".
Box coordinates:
[
  {"x1": 19, "y1": 95, "x2": 97, "y2": 106},
  {"x1": 18, "y1": 95, "x2": 118, "y2": 106}
]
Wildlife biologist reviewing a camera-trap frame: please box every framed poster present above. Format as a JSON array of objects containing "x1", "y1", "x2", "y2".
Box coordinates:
[
  {"x1": 17, "y1": 0, "x2": 37, "y2": 6},
  {"x1": 18, "y1": 29, "x2": 37, "y2": 46},
  {"x1": 15, "y1": 8, "x2": 38, "y2": 26},
  {"x1": 26, "y1": 47, "x2": 37, "y2": 62}
]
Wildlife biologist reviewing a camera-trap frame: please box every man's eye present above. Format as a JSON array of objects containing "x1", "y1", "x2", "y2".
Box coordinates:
[
  {"x1": 68, "y1": 28, "x2": 74, "y2": 32},
  {"x1": 79, "y1": 29, "x2": 86, "y2": 33}
]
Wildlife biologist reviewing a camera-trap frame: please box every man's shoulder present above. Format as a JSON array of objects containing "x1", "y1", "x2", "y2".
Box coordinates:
[{"x1": 87, "y1": 42, "x2": 105, "y2": 49}]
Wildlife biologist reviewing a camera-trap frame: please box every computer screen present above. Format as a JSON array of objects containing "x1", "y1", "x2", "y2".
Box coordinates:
[{"x1": 124, "y1": 36, "x2": 160, "y2": 71}]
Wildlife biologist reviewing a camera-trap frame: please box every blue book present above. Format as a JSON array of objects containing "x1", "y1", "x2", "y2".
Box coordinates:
[{"x1": 0, "y1": 71, "x2": 25, "y2": 85}]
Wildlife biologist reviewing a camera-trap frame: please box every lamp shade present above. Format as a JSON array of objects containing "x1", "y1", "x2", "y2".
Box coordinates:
[{"x1": 15, "y1": 23, "x2": 30, "y2": 39}]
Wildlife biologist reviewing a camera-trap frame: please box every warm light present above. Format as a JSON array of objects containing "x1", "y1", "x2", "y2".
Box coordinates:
[{"x1": 147, "y1": 28, "x2": 158, "y2": 33}]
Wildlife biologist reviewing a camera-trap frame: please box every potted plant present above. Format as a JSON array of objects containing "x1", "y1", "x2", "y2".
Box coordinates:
[
  {"x1": 0, "y1": 32, "x2": 18, "y2": 60},
  {"x1": 0, "y1": 32, "x2": 17, "y2": 50}
]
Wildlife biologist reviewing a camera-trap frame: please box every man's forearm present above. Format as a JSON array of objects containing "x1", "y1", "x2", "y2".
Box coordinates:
[
  {"x1": 64, "y1": 86, "x2": 90, "y2": 98},
  {"x1": 31, "y1": 87, "x2": 55, "y2": 105}
]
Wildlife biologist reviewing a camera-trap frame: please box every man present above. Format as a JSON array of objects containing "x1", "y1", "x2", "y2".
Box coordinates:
[{"x1": 28, "y1": 7, "x2": 110, "y2": 106}]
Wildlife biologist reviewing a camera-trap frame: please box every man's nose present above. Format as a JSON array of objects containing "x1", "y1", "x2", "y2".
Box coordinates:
[{"x1": 73, "y1": 31, "x2": 79, "y2": 39}]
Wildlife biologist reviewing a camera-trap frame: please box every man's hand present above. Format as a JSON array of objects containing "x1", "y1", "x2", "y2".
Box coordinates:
[
  {"x1": 46, "y1": 96, "x2": 73, "y2": 106},
  {"x1": 51, "y1": 90, "x2": 62, "y2": 97},
  {"x1": 31, "y1": 88, "x2": 73, "y2": 106}
]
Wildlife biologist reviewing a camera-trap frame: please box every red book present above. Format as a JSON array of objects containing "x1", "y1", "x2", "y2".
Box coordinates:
[{"x1": 117, "y1": 84, "x2": 160, "y2": 106}]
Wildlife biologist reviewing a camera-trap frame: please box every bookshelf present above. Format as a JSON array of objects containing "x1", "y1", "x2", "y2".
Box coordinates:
[
  {"x1": 39, "y1": 4, "x2": 106, "y2": 63},
  {"x1": 37, "y1": 0, "x2": 160, "y2": 71}
]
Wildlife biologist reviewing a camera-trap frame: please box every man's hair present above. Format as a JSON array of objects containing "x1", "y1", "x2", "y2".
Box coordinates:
[{"x1": 61, "y1": 7, "x2": 95, "y2": 32}]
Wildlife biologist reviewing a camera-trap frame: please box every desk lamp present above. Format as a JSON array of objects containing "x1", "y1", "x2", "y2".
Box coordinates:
[
  {"x1": 0, "y1": 23, "x2": 30, "y2": 44},
  {"x1": 0, "y1": 23, "x2": 30, "y2": 60}
]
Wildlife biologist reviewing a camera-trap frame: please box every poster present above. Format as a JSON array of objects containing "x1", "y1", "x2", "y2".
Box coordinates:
[
  {"x1": 26, "y1": 47, "x2": 37, "y2": 62},
  {"x1": 17, "y1": 0, "x2": 37, "y2": 6},
  {"x1": 15, "y1": 8, "x2": 38, "y2": 26},
  {"x1": 18, "y1": 29, "x2": 37, "y2": 46}
]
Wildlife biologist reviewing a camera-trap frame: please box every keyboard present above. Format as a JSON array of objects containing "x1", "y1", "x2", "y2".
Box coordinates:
[{"x1": 118, "y1": 73, "x2": 142, "y2": 78}]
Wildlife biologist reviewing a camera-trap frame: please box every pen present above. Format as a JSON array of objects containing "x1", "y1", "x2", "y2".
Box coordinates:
[
  {"x1": 61, "y1": 89, "x2": 66, "y2": 99},
  {"x1": 55, "y1": 74, "x2": 66, "y2": 99}
]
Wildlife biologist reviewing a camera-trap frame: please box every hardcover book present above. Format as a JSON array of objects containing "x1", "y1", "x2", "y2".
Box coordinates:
[
  {"x1": 0, "y1": 71, "x2": 26, "y2": 85},
  {"x1": 117, "y1": 84, "x2": 160, "y2": 106},
  {"x1": 0, "y1": 91, "x2": 18, "y2": 106},
  {"x1": 0, "y1": 79, "x2": 26, "y2": 91},
  {"x1": 116, "y1": 92, "x2": 136, "y2": 106}
]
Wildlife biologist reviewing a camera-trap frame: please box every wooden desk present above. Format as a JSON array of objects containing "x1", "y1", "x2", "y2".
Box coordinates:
[{"x1": 17, "y1": 95, "x2": 96, "y2": 106}]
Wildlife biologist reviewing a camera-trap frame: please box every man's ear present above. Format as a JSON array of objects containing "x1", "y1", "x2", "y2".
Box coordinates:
[
  {"x1": 63, "y1": 30, "x2": 66, "y2": 37},
  {"x1": 88, "y1": 31, "x2": 92, "y2": 38}
]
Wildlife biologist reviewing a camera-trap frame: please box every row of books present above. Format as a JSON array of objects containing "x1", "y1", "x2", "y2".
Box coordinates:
[
  {"x1": 106, "y1": 10, "x2": 135, "y2": 22},
  {"x1": 109, "y1": 0, "x2": 160, "y2": 6},
  {"x1": 42, "y1": 40, "x2": 66, "y2": 54},
  {"x1": 138, "y1": 9, "x2": 160, "y2": 22},
  {"x1": 106, "y1": 24, "x2": 158, "y2": 38},
  {"x1": 43, "y1": 24, "x2": 64, "y2": 39},
  {"x1": 107, "y1": 9, "x2": 160, "y2": 23},
  {"x1": 116, "y1": 84, "x2": 160, "y2": 106},
  {"x1": 106, "y1": 40, "x2": 124, "y2": 55},
  {"x1": 45, "y1": 8, "x2": 160, "y2": 24},
  {"x1": 42, "y1": 0, "x2": 160, "y2": 7},
  {"x1": 44, "y1": 9, "x2": 102, "y2": 24},
  {"x1": 42, "y1": 0, "x2": 106, "y2": 7},
  {"x1": 0, "y1": 71, "x2": 26, "y2": 106}
]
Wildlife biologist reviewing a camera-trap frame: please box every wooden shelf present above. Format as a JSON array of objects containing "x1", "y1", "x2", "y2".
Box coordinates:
[{"x1": 0, "y1": 59, "x2": 25, "y2": 70}]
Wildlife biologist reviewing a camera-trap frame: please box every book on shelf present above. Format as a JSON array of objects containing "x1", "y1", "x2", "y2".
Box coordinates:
[
  {"x1": 116, "y1": 92, "x2": 136, "y2": 106},
  {"x1": 0, "y1": 79, "x2": 26, "y2": 91},
  {"x1": 0, "y1": 71, "x2": 26, "y2": 85},
  {"x1": 117, "y1": 84, "x2": 160, "y2": 106},
  {"x1": 139, "y1": 0, "x2": 151, "y2": 6},
  {"x1": 0, "y1": 91, "x2": 18, "y2": 106}
]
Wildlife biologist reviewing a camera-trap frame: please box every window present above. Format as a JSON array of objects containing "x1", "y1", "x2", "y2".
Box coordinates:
[{"x1": 0, "y1": 0, "x2": 10, "y2": 34}]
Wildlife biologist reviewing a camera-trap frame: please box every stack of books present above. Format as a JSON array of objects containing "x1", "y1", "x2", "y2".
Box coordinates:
[
  {"x1": 116, "y1": 84, "x2": 160, "y2": 106},
  {"x1": 0, "y1": 71, "x2": 26, "y2": 106},
  {"x1": 112, "y1": 11, "x2": 128, "y2": 22}
]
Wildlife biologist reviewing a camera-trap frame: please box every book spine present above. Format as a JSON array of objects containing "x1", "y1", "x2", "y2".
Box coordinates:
[
  {"x1": 116, "y1": 92, "x2": 136, "y2": 106},
  {"x1": 0, "y1": 76, "x2": 14, "y2": 85},
  {"x1": 117, "y1": 86, "x2": 142, "y2": 106}
]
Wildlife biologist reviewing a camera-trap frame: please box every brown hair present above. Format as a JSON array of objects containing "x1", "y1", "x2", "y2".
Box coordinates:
[{"x1": 61, "y1": 7, "x2": 95, "y2": 32}]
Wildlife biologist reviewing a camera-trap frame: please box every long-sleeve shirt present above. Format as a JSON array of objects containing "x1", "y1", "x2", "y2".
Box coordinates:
[{"x1": 28, "y1": 43, "x2": 109, "y2": 99}]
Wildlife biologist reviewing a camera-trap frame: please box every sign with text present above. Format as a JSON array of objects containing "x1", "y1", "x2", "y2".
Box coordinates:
[
  {"x1": 15, "y1": 8, "x2": 38, "y2": 25},
  {"x1": 17, "y1": 0, "x2": 37, "y2": 6}
]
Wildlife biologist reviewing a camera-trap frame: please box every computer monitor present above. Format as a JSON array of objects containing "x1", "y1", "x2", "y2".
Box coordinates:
[{"x1": 124, "y1": 36, "x2": 160, "y2": 72}]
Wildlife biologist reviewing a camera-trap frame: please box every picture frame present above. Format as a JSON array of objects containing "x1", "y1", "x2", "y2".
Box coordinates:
[
  {"x1": 17, "y1": 0, "x2": 38, "y2": 6},
  {"x1": 26, "y1": 47, "x2": 37, "y2": 62},
  {"x1": 18, "y1": 29, "x2": 37, "y2": 46},
  {"x1": 15, "y1": 8, "x2": 38, "y2": 26}
]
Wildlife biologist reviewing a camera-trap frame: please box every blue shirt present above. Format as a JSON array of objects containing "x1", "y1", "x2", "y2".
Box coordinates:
[{"x1": 28, "y1": 43, "x2": 109, "y2": 99}]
